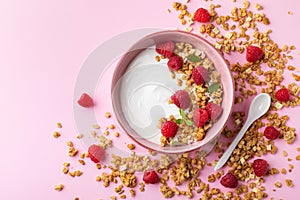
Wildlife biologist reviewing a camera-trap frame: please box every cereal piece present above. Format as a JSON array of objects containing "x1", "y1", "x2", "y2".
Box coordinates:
[
  {"x1": 57, "y1": 122, "x2": 62, "y2": 128},
  {"x1": 130, "y1": 189, "x2": 136, "y2": 197},
  {"x1": 79, "y1": 153, "x2": 85, "y2": 159},
  {"x1": 285, "y1": 179, "x2": 293, "y2": 187},
  {"x1": 68, "y1": 147, "x2": 78, "y2": 157},
  {"x1": 105, "y1": 112, "x2": 112, "y2": 118},
  {"x1": 110, "y1": 196, "x2": 117, "y2": 200},
  {"x1": 53, "y1": 131, "x2": 61, "y2": 138},
  {"x1": 96, "y1": 163, "x2": 102, "y2": 169},
  {"x1": 109, "y1": 124, "x2": 115, "y2": 129},
  {"x1": 96, "y1": 176, "x2": 101, "y2": 182},
  {"x1": 104, "y1": 130, "x2": 110, "y2": 136},
  {"x1": 296, "y1": 154, "x2": 300, "y2": 160},
  {"x1": 127, "y1": 144, "x2": 135, "y2": 150},
  {"x1": 75, "y1": 170, "x2": 83, "y2": 177},
  {"x1": 54, "y1": 184, "x2": 64, "y2": 191},
  {"x1": 74, "y1": 198, "x2": 79, "y2": 200},
  {"x1": 274, "y1": 182, "x2": 282, "y2": 188},
  {"x1": 67, "y1": 141, "x2": 74, "y2": 147},
  {"x1": 255, "y1": 3, "x2": 263, "y2": 10},
  {"x1": 76, "y1": 133, "x2": 83, "y2": 139},
  {"x1": 78, "y1": 159, "x2": 85, "y2": 165},
  {"x1": 62, "y1": 167, "x2": 69, "y2": 174},
  {"x1": 114, "y1": 132, "x2": 120, "y2": 137},
  {"x1": 63, "y1": 162, "x2": 70, "y2": 167},
  {"x1": 69, "y1": 171, "x2": 76, "y2": 177},
  {"x1": 93, "y1": 124, "x2": 100, "y2": 129}
]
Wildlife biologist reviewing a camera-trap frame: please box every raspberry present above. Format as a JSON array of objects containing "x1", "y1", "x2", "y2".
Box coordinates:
[
  {"x1": 206, "y1": 102, "x2": 223, "y2": 120},
  {"x1": 192, "y1": 66, "x2": 209, "y2": 85},
  {"x1": 246, "y1": 45, "x2": 264, "y2": 62},
  {"x1": 220, "y1": 172, "x2": 238, "y2": 188},
  {"x1": 194, "y1": 8, "x2": 211, "y2": 23},
  {"x1": 143, "y1": 170, "x2": 160, "y2": 184},
  {"x1": 253, "y1": 159, "x2": 269, "y2": 177},
  {"x1": 77, "y1": 93, "x2": 94, "y2": 108},
  {"x1": 171, "y1": 90, "x2": 191, "y2": 110},
  {"x1": 264, "y1": 126, "x2": 279, "y2": 140},
  {"x1": 193, "y1": 108, "x2": 209, "y2": 127},
  {"x1": 161, "y1": 121, "x2": 179, "y2": 138},
  {"x1": 155, "y1": 41, "x2": 175, "y2": 58},
  {"x1": 275, "y1": 88, "x2": 290, "y2": 102},
  {"x1": 167, "y1": 55, "x2": 183, "y2": 71},
  {"x1": 88, "y1": 144, "x2": 105, "y2": 163}
]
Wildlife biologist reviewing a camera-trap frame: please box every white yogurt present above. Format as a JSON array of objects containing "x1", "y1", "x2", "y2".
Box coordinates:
[{"x1": 119, "y1": 48, "x2": 183, "y2": 144}]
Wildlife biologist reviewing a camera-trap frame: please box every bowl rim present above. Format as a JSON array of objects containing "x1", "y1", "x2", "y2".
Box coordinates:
[{"x1": 111, "y1": 29, "x2": 234, "y2": 154}]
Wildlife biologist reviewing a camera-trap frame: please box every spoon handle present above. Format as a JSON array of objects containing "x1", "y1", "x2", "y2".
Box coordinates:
[{"x1": 214, "y1": 118, "x2": 253, "y2": 171}]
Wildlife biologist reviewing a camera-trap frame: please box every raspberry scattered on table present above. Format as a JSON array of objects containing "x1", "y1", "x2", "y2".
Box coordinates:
[
  {"x1": 246, "y1": 45, "x2": 264, "y2": 62},
  {"x1": 88, "y1": 144, "x2": 105, "y2": 163},
  {"x1": 220, "y1": 172, "x2": 238, "y2": 188},
  {"x1": 264, "y1": 126, "x2": 279, "y2": 140},
  {"x1": 77, "y1": 93, "x2": 94, "y2": 108},
  {"x1": 253, "y1": 159, "x2": 269, "y2": 177},
  {"x1": 194, "y1": 8, "x2": 211, "y2": 23},
  {"x1": 275, "y1": 88, "x2": 290, "y2": 102},
  {"x1": 143, "y1": 170, "x2": 160, "y2": 184}
]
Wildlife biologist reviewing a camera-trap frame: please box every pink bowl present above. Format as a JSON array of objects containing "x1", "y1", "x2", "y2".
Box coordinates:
[{"x1": 111, "y1": 30, "x2": 234, "y2": 154}]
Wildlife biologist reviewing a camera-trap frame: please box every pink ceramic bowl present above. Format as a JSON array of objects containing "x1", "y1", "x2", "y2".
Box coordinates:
[{"x1": 111, "y1": 30, "x2": 234, "y2": 154}]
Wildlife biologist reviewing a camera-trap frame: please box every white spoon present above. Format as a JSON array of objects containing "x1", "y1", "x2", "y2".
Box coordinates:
[{"x1": 214, "y1": 93, "x2": 271, "y2": 171}]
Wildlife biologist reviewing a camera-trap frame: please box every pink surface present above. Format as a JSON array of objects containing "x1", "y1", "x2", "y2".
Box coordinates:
[{"x1": 0, "y1": 0, "x2": 299, "y2": 199}]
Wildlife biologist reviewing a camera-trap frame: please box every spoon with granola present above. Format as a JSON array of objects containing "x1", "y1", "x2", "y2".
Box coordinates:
[{"x1": 214, "y1": 93, "x2": 271, "y2": 171}]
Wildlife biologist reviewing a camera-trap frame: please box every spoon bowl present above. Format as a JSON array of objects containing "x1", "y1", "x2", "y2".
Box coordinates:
[{"x1": 247, "y1": 93, "x2": 271, "y2": 122}]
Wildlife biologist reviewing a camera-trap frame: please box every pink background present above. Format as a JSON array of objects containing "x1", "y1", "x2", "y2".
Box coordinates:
[{"x1": 0, "y1": 0, "x2": 299, "y2": 199}]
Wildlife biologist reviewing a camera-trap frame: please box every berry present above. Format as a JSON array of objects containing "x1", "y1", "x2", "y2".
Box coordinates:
[
  {"x1": 143, "y1": 170, "x2": 160, "y2": 184},
  {"x1": 220, "y1": 172, "x2": 238, "y2": 188},
  {"x1": 275, "y1": 88, "x2": 290, "y2": 102},
  {"x1": 206, "y1": 102, "x2": 223, "y2": 120},
  {"x1": 156, "y1": 41, "x2": 175, "y2": 58},
  {"x1": 253, "y1": 159, "x2": 269, "y2": 177},
  {"x1": 161, "y1": 121, "x2": 179, "y2": 138},
  {"x1": 167, "y1": 55, "x2": 183, "y2": 71},
  {"x1": 88, "y1": 144, "x2": 105, "y2": 163},
  {"x1": 246, "y1": 45, "x2": 264, "y2": 62},
  {"x1": 264, "y1": 126, "x2": 279, "y2": 140},
  {"x1": 192, "y1": 66, "x2": 209, "y2": 85},
  {"x1": 77, "y1": 93, "x2": 94, "y2": 108},
  {"x1": 194, "y1": 8, "x2": 211, "y2": 23},
  {"x1": 193, "y1": 108, "x2": 209, "y2": 127},
  {"x1": 171, "y1": 90, "x2": 191, "y2": 110}
]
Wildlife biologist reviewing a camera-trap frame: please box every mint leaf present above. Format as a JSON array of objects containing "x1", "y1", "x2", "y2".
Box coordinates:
[
  {"x1": 207, "y1": 83, "x2": 220, "y2": 93},
  {"x1": 179, "y1": 109, "x2": 186, "y2": 119},
  {"x1": 187, "y1": 54, "x2": 201, "y2": 63},
  {"x1": 175, "y1": 119, "x2": 182, "y2": 124},
  {"x1": 185, "y1": 119, "x2": 193, "y2": 126}
]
